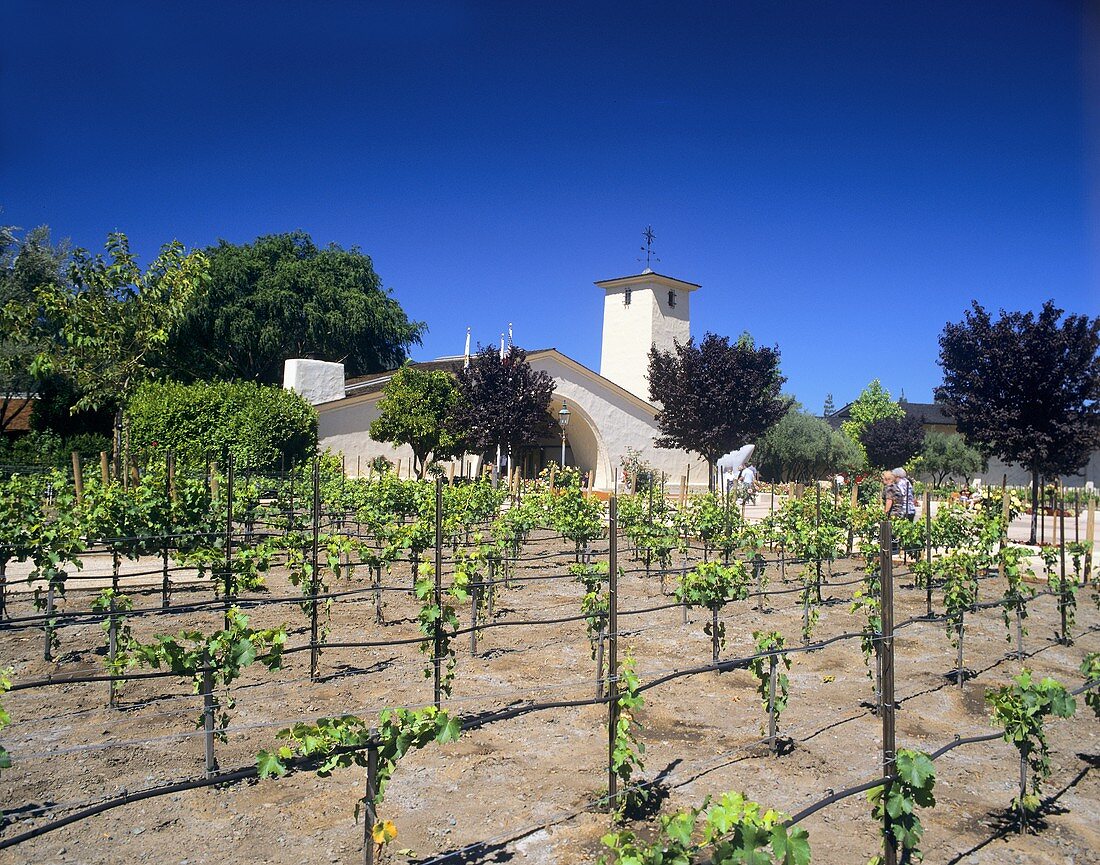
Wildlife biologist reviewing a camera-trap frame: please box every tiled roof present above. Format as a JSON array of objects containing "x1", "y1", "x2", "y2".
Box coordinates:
[
  {"x1": 825, "y1": 400, "x2": 956, "y2": 429},
  {"x1": 343, "y1": 350, "x2": 556, "y2": 397}
]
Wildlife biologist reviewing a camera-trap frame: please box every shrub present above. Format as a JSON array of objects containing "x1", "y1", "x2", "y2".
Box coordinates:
[
  {"x1": 127, "y1": 380, "x2": 316, "y2": 471},
  {"x1": 0, "y1": 430, "x2": 112, "y2": 468}
]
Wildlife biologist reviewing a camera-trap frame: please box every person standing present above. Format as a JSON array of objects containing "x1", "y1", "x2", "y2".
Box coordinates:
[
  {"x1": 740, "y1": 464, "x2": 757, "y2": 503},
  {"x1": 892, "y1": 467, "x2": 917, "y2": 522},
  {"x1": 882, "y1": 470, "x2": 900, "y2": 516}
]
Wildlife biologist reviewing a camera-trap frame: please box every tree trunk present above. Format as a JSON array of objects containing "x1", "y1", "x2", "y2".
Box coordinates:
[
  {"x1": 708, "y1": 459, "x2": 716, "y2": 493},
  {"x1": 1029, "y1": 469, "x2": 1039, "y2": 545}
]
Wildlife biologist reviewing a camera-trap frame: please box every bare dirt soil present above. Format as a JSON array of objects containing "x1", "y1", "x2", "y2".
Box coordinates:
[{"x1": 1, "y1": 531, "x2": 1098, "y2": 865}]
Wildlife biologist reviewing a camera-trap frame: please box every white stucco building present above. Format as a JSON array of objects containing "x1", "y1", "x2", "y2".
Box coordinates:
[{"x1": 284, "y1": 268, "x2": 710, "y2": 491}]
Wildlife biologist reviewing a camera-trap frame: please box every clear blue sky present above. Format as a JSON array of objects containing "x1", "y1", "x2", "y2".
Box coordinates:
[{"x1": 3, "y1": 1, "x2": 1097, "y2": 412}]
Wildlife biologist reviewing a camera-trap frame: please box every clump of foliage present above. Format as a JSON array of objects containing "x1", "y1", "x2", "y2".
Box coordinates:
[
  {"x1": 599, "y1": 790, "x2": 810, "y2": 865},
  {"x1": 258, "y1": 706, "x2": 459, "y2": 857},
  {"x1": 131, "y1": 607, "x2": 286, "y2": 738},
  {"x1": 986, "y1": 670, "x2": 1075, "y2": 818},
  {"x1": 610, "y1": 653, "x2": 647, "y2": 819},
  {"x1": 127, "y1": 379, "x2": 317, "y2": 472},
  {"x1": 867, "y1": 749, "x2": 936, "y2": 865}
]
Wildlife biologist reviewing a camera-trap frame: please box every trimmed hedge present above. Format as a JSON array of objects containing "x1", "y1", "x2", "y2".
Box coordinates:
[{"x1": 127, "y1": 380, "x2": 317, "y2": 471}]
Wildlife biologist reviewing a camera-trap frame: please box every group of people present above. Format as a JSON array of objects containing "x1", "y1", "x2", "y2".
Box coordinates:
[{"x1": 882, "y1": 467, "x2": 917, "y2": 520}]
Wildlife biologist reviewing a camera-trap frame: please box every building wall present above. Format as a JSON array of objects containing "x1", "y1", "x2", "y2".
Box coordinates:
[
  {"x1": 599, "y1": 277, "x2": 691, "y2": 401},
  {"x1": 313, "y1": 353, "x2": 710, "y2": 489}
]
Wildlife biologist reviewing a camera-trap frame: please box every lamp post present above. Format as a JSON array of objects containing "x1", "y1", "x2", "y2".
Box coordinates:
[{"x1": 558, "y1": 401, "x2": 571, "y2": 467}]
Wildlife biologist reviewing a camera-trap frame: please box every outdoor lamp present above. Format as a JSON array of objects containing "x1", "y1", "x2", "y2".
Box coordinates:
[{"x1": 558, "y1": 401, "x2": 570, "y2": 467}]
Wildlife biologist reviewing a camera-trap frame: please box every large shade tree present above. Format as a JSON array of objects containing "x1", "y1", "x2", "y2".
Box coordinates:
[
  {"x1": 449, "y1": 345, "x2": 555, "y2": 466},
  {"x1": 648, "y1": 332, "x2": 791, "y2": 489},
  {"x1": 166, "y1": 232, "x2": 425, "y2": 384},
  {"x1": 31, "y1": 233, "x2": 210, "y2": 465},
  {"x1": 919, "y1": 431, "x2": 986, "y2": 488},
  {"x1": 0, "y1": 225, "x2": 71, "y2": 434},
  {"x1": 370, "y1": 364, "x2": 467, "y2": 477},
  {"x1": 935, "y1": 300, "x2": 1100, "y2": 543},
  {"x1": 755, "y1": 406, "x2": 862, "y2": 483},
  {"x1": 859, "y1": 414, "x2": 926, "y2": 471}
]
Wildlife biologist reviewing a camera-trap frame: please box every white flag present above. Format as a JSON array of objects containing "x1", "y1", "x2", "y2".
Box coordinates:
[{"x1": 463, "y1": 327, "x2": 471, "y2": 369}]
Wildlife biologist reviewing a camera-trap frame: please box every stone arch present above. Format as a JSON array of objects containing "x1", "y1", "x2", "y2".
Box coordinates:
[{"x1": 546, "y1": 396, "x2": 612, "y2": 488}]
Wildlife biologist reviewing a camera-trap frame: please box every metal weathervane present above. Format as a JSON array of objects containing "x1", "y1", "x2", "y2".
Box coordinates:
[{"x1": 639, "y1": 225, "x2": 659, "y2": 270}]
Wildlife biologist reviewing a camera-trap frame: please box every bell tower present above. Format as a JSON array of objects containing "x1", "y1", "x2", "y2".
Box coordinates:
[{"x1": 596, "y1": 268, "x2": 700, "y2": 402}]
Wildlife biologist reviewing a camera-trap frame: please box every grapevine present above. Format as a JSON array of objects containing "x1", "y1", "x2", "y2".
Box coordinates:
[
  {"x1": 986, "y1": 670, "x2": 1075, "y2": 822},
  {"x1": 610, "y1": 652, "x2": 647, "y2": 819},
  {"x1": 1081, "y1": 653, "x2": 1100, "y2": 719},
  {"x1": 90, "y1": 588, "x2": 134, "y2": 704},
  {"x1": 131, "y1": 607, "x2": 286, "y2": 739},
  {"x1": 258, "y1": 706, "x2": 460, "y2": 856},
  {"x1": 675, "y1": 560, "x2": 748, "y2": 662},
  {"x1": 867, "y1": 748, "x2": 936, "y2": 865},
  {"x1": 748, "y1": 630, "x2": 791, "y2": 742},
  {"x1": 414, "y1": 558, "x2": 469, "y2": 696},
  {"x1": 0, "y1": 666, "x2": 11, "y2": 779},
  {"x1": 599, "y1": 790, "x2": 811, "y2": 865}
]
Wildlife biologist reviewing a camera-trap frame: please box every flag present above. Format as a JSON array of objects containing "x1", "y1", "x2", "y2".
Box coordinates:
[{"x1": 463, "y1": 327, "x2": 471, "y2": 369}]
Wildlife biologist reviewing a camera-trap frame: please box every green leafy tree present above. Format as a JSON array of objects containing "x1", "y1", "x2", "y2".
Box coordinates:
[
  {"x1": 370, "y1": 364, "x2": 466, "y2": 477},
  {"x1": 30, "y1": 233, "x2": 210, "y2": 462},
  {"x1": 0, "y1": 225, "x2": 71, "y2": 434},
  {"x1": 166, "y1": 232, "x2": 424, "y2": 383},
  {"x1": 648, "y1": 332, "x2": 791, "y2": 490},
  {"x1": 840, "y1": 379, "x2": 903, "y2": 464},
  {"x1": 449, "y1": 345, "x2": 555, "y2": 461},
  {"x1": 919, "y1": 431, "x2": 986, "y2": 487},
  {"x1": 127, "y1": 379, "x2": 317, "y2": 471},
  {"x1": 935, "y1": 301, "x2": 1100, "y2": 544},
  {"x1": 755, "y1": 407, "x2": 862, "y2": 482}
]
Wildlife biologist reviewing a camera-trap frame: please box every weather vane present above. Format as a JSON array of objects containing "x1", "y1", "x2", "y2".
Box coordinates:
[{"x1": 638, "y1": 225, "x2": 659, "y2": 270}]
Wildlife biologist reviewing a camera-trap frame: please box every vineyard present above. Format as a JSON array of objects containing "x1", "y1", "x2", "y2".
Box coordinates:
[{"x1": 0, "y1": 458, "x2": 1097, "y2": 865}]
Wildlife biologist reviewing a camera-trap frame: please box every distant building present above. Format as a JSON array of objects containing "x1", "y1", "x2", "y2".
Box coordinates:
[
  {"x1": 284, "y1": 268, "x2": 710, "y2": 491},
  {"x1": 826, "y1": 399, "x2": 1098, "y2": 486}
]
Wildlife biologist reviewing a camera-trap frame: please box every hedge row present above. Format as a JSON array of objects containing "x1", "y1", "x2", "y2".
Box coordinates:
[{"x1": 127, "y1": 380, "x2": 317, "y2": 471}]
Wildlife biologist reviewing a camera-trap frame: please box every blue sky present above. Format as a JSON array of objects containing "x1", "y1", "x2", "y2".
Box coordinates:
[{"x1": 2, "y1": 1, "x2": 1097, "y2": 412}]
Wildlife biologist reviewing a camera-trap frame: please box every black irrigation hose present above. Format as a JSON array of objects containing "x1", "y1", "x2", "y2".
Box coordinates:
[{"x1": 0, "y1": 623, "x2": 1095, "y2": 852}]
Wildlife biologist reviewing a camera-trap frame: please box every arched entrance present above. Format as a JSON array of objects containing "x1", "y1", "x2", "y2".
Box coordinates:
[{"x1": 521, "y1": 398, "x2": 607, "y2": 485}]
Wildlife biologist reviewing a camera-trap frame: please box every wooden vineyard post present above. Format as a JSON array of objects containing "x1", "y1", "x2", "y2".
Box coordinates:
[
  {"x1": 878, "y1": 517, "x2": 897, "y2": 865},
  {"x1": 71, "y1": 452, "x2": 83, "y2": 503},
  {"x1": 100, "y1": 451, "x2": 110, "y2": 486},
  {"x1": 433, "y1": 477, "x2": 443, "y2": 709},
  {"x1": 223, "y1": 454, "x2": 235, "y2": 631},
  {"x1": 363, "y1": 729, "x2": 379, "y2": 865},
  {"x1": 309, "y1": 458, "x2": 321, "y2": 680},
  {"x1": 768, "y1": 653, "x2": 778, "y2": 755},
  {"x1": 1059, "y1": 485, "x2": 1069, "y2": 645},
  {"x1": 924, "y1": 491, "x2": 933, "y2": 618},
  {"x1": 107, "y1": 595, "x2": 118, "y2": 708},
  {"x1": 814, "y1": 483, "x2": 823, "y2": 601},
  {"x1": 1085, "y1": 496, "x2": 1095, "y2": 584},
  {"x1": 162, "y1": 450, "x2": 174, "y2": 609},
  {"x1": 202, "y1": 650, "x2": 217, "y2": 777},
  {"x1": 470, "y1": 576, "x2": 479, "y2": 657},
  {"x1": 847, "y1": 482, "x2": 859, "y2": 555},
  {"x1": 607, "y1": 493, "x2": 619, "y2": 814},
  {"x1": 997, "y1": 475, "x2": 1007, "y2": 584}
]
